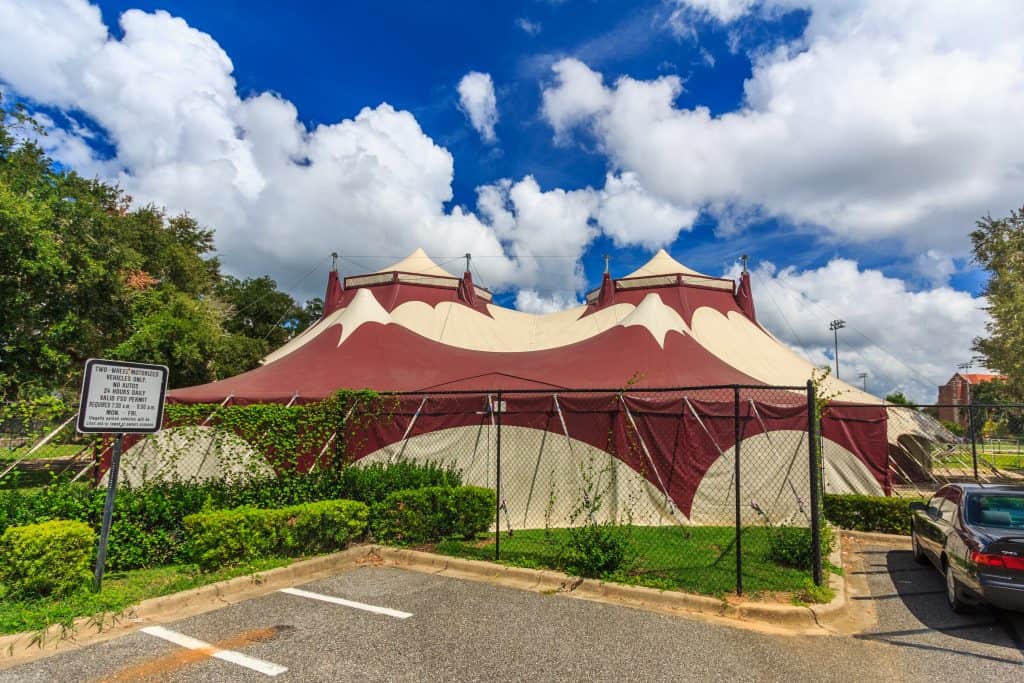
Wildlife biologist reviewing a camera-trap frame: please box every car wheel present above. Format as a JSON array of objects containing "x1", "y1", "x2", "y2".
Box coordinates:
[
  {"x1": 945, "y1": 562, "x2": 968, "y2": 614},
  {"x1": 911, "y1": 532, "x2": 928, "y2": 564}
]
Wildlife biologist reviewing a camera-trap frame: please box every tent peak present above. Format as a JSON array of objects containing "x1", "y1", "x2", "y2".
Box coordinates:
[
  {"x1": 376, "y1": 248, "x2": 456, "y2": 278},
  {"x1": 624, "y1": 249, "x2": 705, "y2": 279}
]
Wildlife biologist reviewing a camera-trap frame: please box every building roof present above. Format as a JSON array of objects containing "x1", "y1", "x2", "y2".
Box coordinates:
[{"x1": 961, "y1": 373, "x2": 1003, "y2": 384}]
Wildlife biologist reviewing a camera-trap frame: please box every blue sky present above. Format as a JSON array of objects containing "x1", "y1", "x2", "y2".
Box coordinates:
[{"x1": 1, "y1": 0, "x2": 1019, "y2": 399}]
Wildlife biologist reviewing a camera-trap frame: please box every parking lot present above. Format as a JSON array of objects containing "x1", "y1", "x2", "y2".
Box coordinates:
[
  {"x1": 845, "y1": 536, "x2": 1024, "y2": 670},
  {"x1": 1, "y1": 538, "x2": 1022, "y2": 682}
]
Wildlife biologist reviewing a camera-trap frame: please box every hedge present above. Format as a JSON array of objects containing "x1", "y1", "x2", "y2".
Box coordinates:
[
  {"x1": 823, "y1": 494, "x2": 922, "y2": 536},
  {"x1": 0, "y1": 461, "x2": 459, "y2": 571},
  {"x1": 372, "y1": 486, "x2": 496, "y2": 545},
  {"x1": 766, "y1": 524, "x2": 834, "y2": 570},
  {"x1": 0, "y1": 520, "x2": 95, "y2": 598},
  {"x1": 184, "y1": 499, "x2": 369, "y2": 571}
]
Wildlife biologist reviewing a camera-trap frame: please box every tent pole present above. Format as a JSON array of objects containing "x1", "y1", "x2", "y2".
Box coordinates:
[
  {"x1": 310, "y1": 399, "x2": 359, "y2": 473},
  {"x1": 748, "y1": 399, "x2": 806, "y2": 520},
  {"x1": 553, "y1": 394, "x2": 597, "y2": 525},
  {"x1": 618, "y1": 394, "x2": 679, "y2": 521},
  {"x1": 391, "y1": 396, "x2": 428, "y2": 463},
  {"x1": 0, "y1": 412, "x2": 78, "y2": 480}
]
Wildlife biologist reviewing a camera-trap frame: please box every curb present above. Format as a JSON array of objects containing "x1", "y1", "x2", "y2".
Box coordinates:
[
  {"x1": 841, "y1": 529, "x2": 911, "y2": 545},
  {"x1": 372, "y1": 544, "x2": 847, "y2": 632},
  {"x1": 0, "y1": 546, "x2": 373, "y2": 668}
]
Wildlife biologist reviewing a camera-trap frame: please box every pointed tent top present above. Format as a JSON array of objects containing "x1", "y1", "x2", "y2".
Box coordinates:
[
  {"x1": 624, "y1": 249, "x2": 705, "y2": 279},
  {"x1": 376, "y1": 248, "x2": 456, "y2": 278}
]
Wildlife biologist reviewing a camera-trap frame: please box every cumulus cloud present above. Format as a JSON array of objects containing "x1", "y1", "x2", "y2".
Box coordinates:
[
  {"x1": 457, "y1": 71, "x2": 499, "y2": 143},
  {"x1": 515, "y1": 290, "x2": 581, "y2": 314},
  {"x1": 541, "y1": 1, "x2": 1024, "y2": 255},
  {"x1": 597, "y1": 172, "x2": 698, "y2": 249},
  {"x1": 0, "y1": 2, "x2": 530, "y2": 301},
  {"x1": 477, "y1": 176, "x2": 599, "y2": 296},
  {"x1": 727, "y1": 259, "x2": 989, "y2": 402}
]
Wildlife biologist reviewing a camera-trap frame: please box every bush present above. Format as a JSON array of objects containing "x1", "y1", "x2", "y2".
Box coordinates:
[
  {"x1": 371, "y1": 486, "x2": 495, "y2": 545},
  {"x1": 0, "y1": 461, "x2": 459, "y2": 570},
  {"x1": 555, "y1": 523, "x2": 634, "y2": 578},
  {"x1": 766, "y1": 525, "x2": 834, "y2": 570},
  {"x1": 824, "y1": 494, "x2": 921, "y2": 536},
  {"x1": 183, "y1": 499, "x2": 369, "y2": 571},
  {"x1": 0, "y1": 520, "x2": 95, "y2": 598}
]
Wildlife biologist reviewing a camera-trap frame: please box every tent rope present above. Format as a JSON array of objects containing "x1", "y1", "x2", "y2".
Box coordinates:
[{"x1": 553, "y1": 394, "x2": 597, "y2": 525}]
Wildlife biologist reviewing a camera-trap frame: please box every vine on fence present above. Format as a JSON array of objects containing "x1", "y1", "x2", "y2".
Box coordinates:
[{"x1": 160, "y1": 389, "x2": 397, "y2": 474}]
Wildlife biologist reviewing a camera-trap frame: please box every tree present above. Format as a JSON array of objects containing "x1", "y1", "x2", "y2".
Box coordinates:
[
  {"x1": 971, "y1": 207, "x2": 1024, "y2": 400},
  {"x1": 215, "y1": 275, "x2": 305, "y2": 348},
  {"x1": 0, "y1": 96, "x2": 304, "y2": 397},
  {"x1": 884, "y1": 392, "x2": 911, "y2": 406},
  {"x1": 111, "y1": 288, "x2": 266, "y2": 388}
]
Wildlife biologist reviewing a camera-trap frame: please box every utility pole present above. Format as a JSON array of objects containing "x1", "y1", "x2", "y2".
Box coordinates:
[
  {"x1": 857, "y1": 372, "x2": 868, "y2": 391},
  {"x1": 829, "y1": 319, "x2": 846, "y2": 379}
]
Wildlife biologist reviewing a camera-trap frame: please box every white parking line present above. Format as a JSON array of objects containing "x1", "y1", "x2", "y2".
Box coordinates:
[
  {"x1": 279, "y1": 587, "x2": 413, "y2": 619},
  {"x1": 139, "y1": 625, "x2": 288, "y2": 677}
]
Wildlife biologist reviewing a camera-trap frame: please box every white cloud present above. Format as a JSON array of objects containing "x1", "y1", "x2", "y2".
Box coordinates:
[
  {"x1": 671, "y1": 0, "x2": 759, "y2": 24},
  {"x1": 0, "y1": 2, "x2": 530, "y2": 302},
  {"x1": 457, "y1": 71, "x2": 499, "y2": 143},
  {"x1": 597, "y1": 172, "x2": 698, "y2": 249},
  {"x1": 516, "y1": 18, "x2": 542, "y2": 36},
  {"x1": 515, "y1": 290, "x2": 581, "y2": 314},
  {"x1": 914, "y1": 250, "x2": 957, "y2": 287},
  {"x1": 477, "y1": 176, "x2": 599, "y2": 297},
  {"x1": 541, "y1": 1, "x2": 1024, "y2": 256},
  {"x1": 727, "y1": 258, "x2": 989, "y2": 402}
]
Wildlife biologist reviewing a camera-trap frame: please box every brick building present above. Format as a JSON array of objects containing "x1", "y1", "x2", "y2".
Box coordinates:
[{"x1": 937, "y1": 373, "x2": 1003, "y2": 427}]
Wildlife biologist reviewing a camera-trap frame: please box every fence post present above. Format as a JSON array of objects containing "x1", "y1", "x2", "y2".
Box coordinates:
[
  {"x1": 495, "y1": 391, "x2": 502, "y2": 561},
  {"x1": 733, "y1": 386, "x2": 742, "y2": 596},
  {"x1": 967, "y1": 405, "x2": 979, "y2": 481},
  {"x1": 806, "y1": 380, "x2": 823, "y2": 587}
]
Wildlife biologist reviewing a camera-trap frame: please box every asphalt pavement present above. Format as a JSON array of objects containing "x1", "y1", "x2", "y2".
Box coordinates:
[{"x1": 1, "y1": 542, "x2": 1023, "y2": 682}]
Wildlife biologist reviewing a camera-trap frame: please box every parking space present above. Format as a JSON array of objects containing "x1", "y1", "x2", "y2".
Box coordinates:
[
  {"x1": 845, "y1": 536, "x2": 1024, "y2": 668},
  {"x1": 2, "y1": 558, "x2": 1024, "y2": 681}
]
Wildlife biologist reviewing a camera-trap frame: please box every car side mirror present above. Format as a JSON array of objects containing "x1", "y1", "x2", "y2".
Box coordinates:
[{"x1": 909, "y1": 501, "x2": 926, "y2": 512}]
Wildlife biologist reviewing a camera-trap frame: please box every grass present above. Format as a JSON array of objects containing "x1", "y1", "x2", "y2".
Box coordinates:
[
  {"x1": 436, "y1": 525, "x2": 816, "y2": 599},
  {"x1": 0, "y1": 558, "x2": 290, "y2": 636},
  {"x1": 1, "y1": 444, "x2": 88, "y2": 461}
]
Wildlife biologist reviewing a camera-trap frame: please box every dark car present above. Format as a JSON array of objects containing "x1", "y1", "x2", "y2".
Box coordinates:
[{"x1": 910, "y1": 483, "x2": 1024, "y2": 613}]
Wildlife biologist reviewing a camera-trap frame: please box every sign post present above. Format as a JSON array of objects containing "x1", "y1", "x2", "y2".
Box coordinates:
[{"x1": 77, "y1": 359, "x2": 168, "y2": 591}]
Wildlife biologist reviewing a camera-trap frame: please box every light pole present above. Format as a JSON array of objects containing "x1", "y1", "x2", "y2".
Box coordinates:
[
  {"x1": 857, "y1": 372, "x2": 868, "y2": 391},
  {"x1": 829, "y1": 319, "x2": 845, "y2": 379}
]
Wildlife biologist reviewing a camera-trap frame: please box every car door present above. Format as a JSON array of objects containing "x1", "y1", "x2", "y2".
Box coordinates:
[
  {"x1": 917, "y1": 491, "x2": 948, "y2": 561},
  {"x1": 940, "y1": 488, "x2": 965, "y2": 569}
]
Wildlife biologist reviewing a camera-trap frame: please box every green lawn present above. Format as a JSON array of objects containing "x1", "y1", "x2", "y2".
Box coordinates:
[
  {"x1": 436, "y1": 526, "x2": 814, "y2": 598},
  {"x1": 0, "y1": 558, "x2": 290, "y2": 636}
]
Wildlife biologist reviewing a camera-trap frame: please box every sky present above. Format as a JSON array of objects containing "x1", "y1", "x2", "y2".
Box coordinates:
[{"x1": 1, "y1": 0, "x2": 1020, "y2": 401}]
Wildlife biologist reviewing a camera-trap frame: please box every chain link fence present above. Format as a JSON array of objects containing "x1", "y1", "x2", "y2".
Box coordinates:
[
  {"x1": 349, "y1": 386, "x2": 823, "y2": 595},
  {"x1": 4, "y1": 385, "x2": 831, "y2": 594}
]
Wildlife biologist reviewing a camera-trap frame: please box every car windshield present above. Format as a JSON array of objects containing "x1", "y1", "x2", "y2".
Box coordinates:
[{"x1": 965, "y1": 493, "x2": 1024, "y2": 529}]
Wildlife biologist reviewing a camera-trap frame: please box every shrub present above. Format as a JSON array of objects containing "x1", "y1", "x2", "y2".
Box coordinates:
[
  {"x1": 183, "y1": 499, "x2": 369, "y2": 571},
  {"x1": 371, "y1": 486, "x2": 495, "y2": 545},
  {"x1": 0, "y1": 520, "x2": 95, "y2": 598},
  {"x1": 0, "y1": 461, "x2": 459, "y2": 570},
  {"x1": 766, "y1": 525, "x2": 834, "y2": 570},
  {"x1": 824, "y1": 494, "x2": 921, "y2": 536},
  {"x1": 555, "y1": 522, "x2": 634, "y2": 578}
]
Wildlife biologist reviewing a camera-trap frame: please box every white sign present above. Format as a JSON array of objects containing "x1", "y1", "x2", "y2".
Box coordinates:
[{"x1": 77, "y1": 359, "x2": 169, "y2": 433}]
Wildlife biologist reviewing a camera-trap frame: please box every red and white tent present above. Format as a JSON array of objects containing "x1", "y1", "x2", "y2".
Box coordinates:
[{"x1": 149, "y1": 250, "x2": 932, "y2": 524}]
